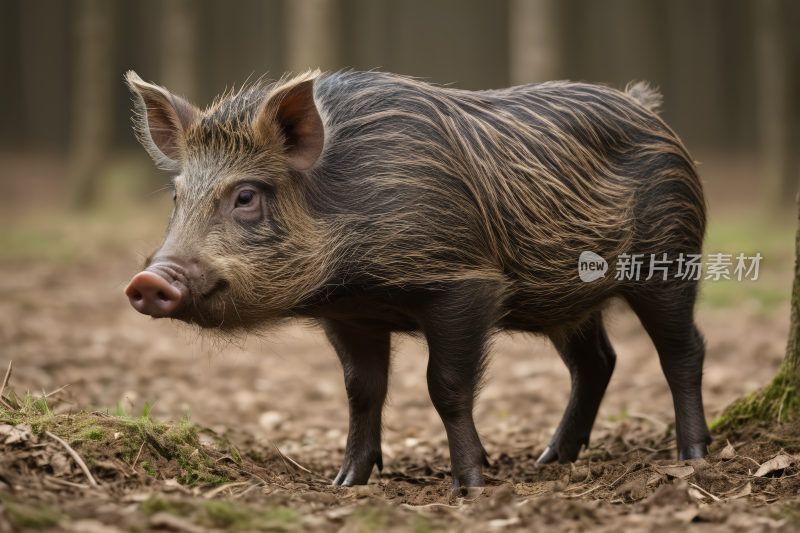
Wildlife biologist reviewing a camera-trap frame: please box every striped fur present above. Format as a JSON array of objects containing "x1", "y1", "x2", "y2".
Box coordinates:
[{"x1": 127, "y1": 70, "x2": 706, "y2": 337}]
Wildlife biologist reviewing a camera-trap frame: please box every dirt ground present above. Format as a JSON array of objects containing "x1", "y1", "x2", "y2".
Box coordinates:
[{"x1": 1, "y1": 151, "x2": 800, "y2": 531}]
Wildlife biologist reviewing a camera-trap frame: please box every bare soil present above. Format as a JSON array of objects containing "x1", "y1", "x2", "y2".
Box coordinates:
[{"x1": 1, "y1": 152, "x2": 799, "y2": 531}]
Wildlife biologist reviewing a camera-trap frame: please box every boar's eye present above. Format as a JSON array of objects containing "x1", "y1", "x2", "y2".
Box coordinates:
[
  {"x1": 236, "y1": 190, "x2": 254, "y2": 206},
  {"x1": 229, "y1": 187, "x2": 262, "y2": 223}
]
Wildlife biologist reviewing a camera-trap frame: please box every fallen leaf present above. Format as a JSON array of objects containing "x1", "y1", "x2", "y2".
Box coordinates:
[
  {"x1": 615, "y1": 478, "x2": 647, "y2": 500},
  {"x1": 50, "y1": 453, "x2": 72, "y2": 477},
  {"x1": 2, "y1": 423, "x2": 34, "y2": 444},
  {"x1": 718, "y1": 440, "x2": 736, "y2": 460},
  {"x1": 687, "y1": 487, "x2": 706, "y2": 501},
  {"x1": 722, "y1": 482, "x2": 751, "y2": 501},
  {"x1": 754, "y1": 455, "x2": 792, "y2": 477},
  {"x1": 646, "y1": 473, "x2": 664, "y2": 486},
  {"x1": 656, "y1": 465, "x2": 694, "y2": 479}
]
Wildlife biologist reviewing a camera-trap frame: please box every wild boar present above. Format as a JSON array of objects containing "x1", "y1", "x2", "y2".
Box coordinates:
[{"x1": 124, "y1": 69, "x2": 710, "y2": 496}]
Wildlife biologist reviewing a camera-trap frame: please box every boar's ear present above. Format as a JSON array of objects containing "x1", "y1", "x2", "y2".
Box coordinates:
[
  {"x1": 254, "y1": 71, "x2": 324, "y2": 171},
  {"x1": 125, "y1": 70, "x2": 199, "y2": 171}
]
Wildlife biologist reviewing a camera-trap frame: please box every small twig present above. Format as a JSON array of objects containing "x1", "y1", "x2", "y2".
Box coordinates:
[
  {"x1": 1, "y1": 360, "x2": 11, "y2": 394},
  {"x1": 45, "y1": 431, "x2": 98, "y2": 487},
  {"x1": 736, "y1": 455, "x2": 762, "y2": 467},
  {"x1": 777, "y1": 389, "x2": 789, "y2": 423},
  {"x1": 35, "y1": 384, "x2": 70, "y2": 400},
  {"x1": 131, "y1": 441, "x2": 146, "y2": 471},
  {"x1": 618, "y1": 446, "x2": 673, "y2": 458},
  {"x1": 204, "y1": 481, "x2": 250, "y2": 499},
  {"x1": 233, "y1": 481, "x2": 266, "y2": 499},
  {"x1": 688, "y1": 482, "x2": 720, "y2": 502},
  {"x1": 0, "y1": 395, "x2": 14, "y2": 411},
  {"x1": 0, "y1": 361, "x2": 15, "y2": 411},
  {"x1": 627, "y1": 412, "x2": 669, "y2": 429},
  {"x1": 562, "y1": 484, "x2": 605, "y2": 499},
  {"x1": 44, "y1": 475, "x2": 89, "y2": 489},
  {"x1": 609, "y1": 462, "x2": 641, "y2": 488},
  {"x1": 270, "y1": 440, "x2": 294, "y2": 482},
  {"x1": 269, "y1": 439, "x2": 333, "y2": 483}
]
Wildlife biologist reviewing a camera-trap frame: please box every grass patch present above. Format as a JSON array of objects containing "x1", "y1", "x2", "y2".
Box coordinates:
[
  {"x1": 200, "y1": 500, "x2": 300, "y2": 531},
  {"x1": 0, "y1": 392, "x2": 249, "y2": 487},
  {"x1": 700, "y1": 216, "x2": 795, "y2": 313},
  {"x1": 0, "y1": 492, "x2": 61, "y2": 530}
]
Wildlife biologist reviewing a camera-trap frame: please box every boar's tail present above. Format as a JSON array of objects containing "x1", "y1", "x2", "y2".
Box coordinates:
[{"x1": 624, "y1": 81, "x2": 663, "y2": 113}]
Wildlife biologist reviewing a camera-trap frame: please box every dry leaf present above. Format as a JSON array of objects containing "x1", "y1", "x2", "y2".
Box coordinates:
[
  {"x1": 754, "y1": 455, "x2": 792, "y2": 477},
  {"x1": 718, "y1": 440, "x2": 736, "y2": 460},
  {"x1": 722, "y1": 482, "x2": 751, "y2": 501},
  {"x1": 646, "y1": 473, "x2": 664, "y2": 486},
  {"x1": 656, "y1": 465, "x2": 694, "y2": 479},
  {"x1": 2, "y1": 423, "x2": 34, "y2": 444},
  {"x1": 615, "y1": 478, "x2": 647, "y2": 500},
  {"x1": 50, "y1": 453, "x2": 72, "y2": 477},
  {"x1": 687, "y1": 487, "x2": 706, "y2": 501}
]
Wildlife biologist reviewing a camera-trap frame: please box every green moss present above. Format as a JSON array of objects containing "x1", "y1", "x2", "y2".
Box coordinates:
[
  {"x1": 141, "y1": 460, "x2": 157, "y2": 477},
  {"x1": 710, "y1": 365, "x2": 799, "y2": 433},
  {"x1": 141, "y1": 496, "x2": 195, "y2": 517},
  {"x1": 607, "y1": 410, "x2": 629, "y2": 422},
  {"x1": 349, "y1": 507, "x2": 389, "y2": 531},
  {"x1": 0, "y1": 492, "x2": 60, "y2": 530},
  {"x1": 413, "y1": 517, "x2": 439, "y2": 533},
  {"x1": 1, "y1": 396, "x2": 243, "y2": 489},
  {"x1": 200, "y1": 500, "x2": 299, "y2": 531}
]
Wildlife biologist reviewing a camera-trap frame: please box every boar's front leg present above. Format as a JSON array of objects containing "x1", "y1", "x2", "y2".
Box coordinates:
[
  {"x1": 322, "y1": 319, "x2": 390, "y2": 486},
  {"x1": 418, "y1": 283, "x2": 501, "y2": 494}
]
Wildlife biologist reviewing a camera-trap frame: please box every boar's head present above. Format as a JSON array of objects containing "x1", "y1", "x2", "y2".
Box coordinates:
[{"x1": 124, "y1": 70, "x2": 325, "y2": 332}]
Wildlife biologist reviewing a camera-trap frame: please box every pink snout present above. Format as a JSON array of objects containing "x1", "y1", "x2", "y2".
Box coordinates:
[{"x1": 125, "y1": 271, "x2": 183, "y2": 318}]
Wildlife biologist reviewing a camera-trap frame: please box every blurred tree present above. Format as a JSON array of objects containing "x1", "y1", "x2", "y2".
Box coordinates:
[
  {"x1": 161, "y1": 0, "x2": 198, "y2": 102},
  {"x1": 508, "y1": 0, "x2": 560, "y2": 85},
  {"x1": 70, "y1": 0, "x2": 115, "y2": 209},
  {"x1": 284, "y1": 0, "x2": 341, "y2": 73},
  {"x1": 755, "y1": 0, "x2": 796, "y2": 208},
  {"x1": 713, "y1": 201, "x2": 800, "y2": 432}
]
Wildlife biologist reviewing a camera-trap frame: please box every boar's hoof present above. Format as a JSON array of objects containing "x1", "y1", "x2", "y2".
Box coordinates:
[
  {"x1": 535, "y1": 439, "x2": 585, "y2": 465},
  {"x1": 449, "y1": 486, "x2": 484, "y2": 504},
  {"x1": 678, "y1": 443, "x2": 708, "y2": 461},
  {"x1": 535, "y1": 445, "x2": 559, "y2": 465},
  {"x1": 332, "y1": 457, "x2": 379, "y2": 486}
]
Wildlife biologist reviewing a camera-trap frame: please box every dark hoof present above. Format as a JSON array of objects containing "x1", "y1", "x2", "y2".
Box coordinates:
[
  {"x1": 449, "y1": 486, "x2": 484, "y2": 504},
  {"x1": 535, "y1": 446, "x2": 558, "y2": 465},
  {"x1": 535, "y1": 438, "x2": 584, "y2": 465},
  {"x1": 332, "y1": 456, "x2": 380, "y2": 486},
  {"x1": 678, "y1": 443, "x2": 708, "y2": 461}
]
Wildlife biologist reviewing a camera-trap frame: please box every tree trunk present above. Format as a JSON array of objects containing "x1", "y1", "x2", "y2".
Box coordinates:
[
  {"x1": 755, "y1": 0, "x2": 795, "y2": 209},
  {"x1": 284, "y1": 0, "x2": 341, "y2": 74},
  {"x1": 508, "y1": 0, "x2": 560, "y2": 85},
  {"x1": 70, "y1": 0, "x2": 115, "y2": 210},
  {"x1": 712, "y1": 206, "x2": 800, "y2": 431},
  {"x1": 160, "y1": 0, "x2": 198, "y2": 102}
]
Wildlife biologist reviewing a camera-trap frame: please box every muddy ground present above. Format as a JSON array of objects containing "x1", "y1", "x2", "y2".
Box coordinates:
[{"x1": 1, "y1": 152, "x2": 800, "y2": 531}]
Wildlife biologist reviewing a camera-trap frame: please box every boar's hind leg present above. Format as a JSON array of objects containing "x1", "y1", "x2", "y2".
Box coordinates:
[
  {"x1": 322, "y1": 319, "x2": 391, "y2": 486},
  {"x1": 536, "y1": 313, "x2": 616, "y2": 465},
  {"x1": 626, "y1": 286, "x2": 712, "y2": 460},
  {"x1": 419, "y1": 282, "x2": 502, "y2": 491}
]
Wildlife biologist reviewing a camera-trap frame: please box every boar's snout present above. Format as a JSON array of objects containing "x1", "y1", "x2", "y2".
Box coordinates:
[{"x1": 126, "y1": 269, "x2": 183, "y2": 318}]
